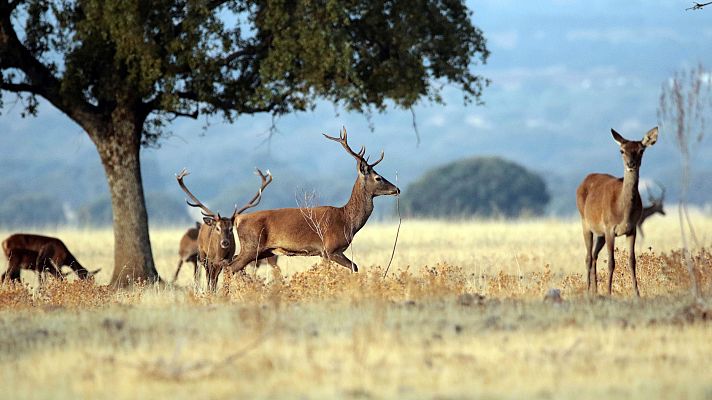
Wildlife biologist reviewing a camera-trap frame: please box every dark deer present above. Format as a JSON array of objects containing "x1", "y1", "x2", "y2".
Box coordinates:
[
  {"x1": 171, "y1": 222, "x2": 280, "y2": 284},
  {"x1": 576, "y1": 126, "x2": 658, "y2": 297},
  {"x1": 637, "y1": 182, "x2": 666, "y2": 238},
  {"x1": 176, "y1": 168, "x2": 272, "y2": 291},
  {"x1": 1, "y1": 234, "x2": 100, "y2": 282},
  {"x1": 225, "y1": 127, "x2": 399, "y2": 275}
]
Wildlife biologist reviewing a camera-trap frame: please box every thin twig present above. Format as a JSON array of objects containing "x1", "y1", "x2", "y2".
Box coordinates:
[
  {"x1": 410, "y1": 108, "x2": 421, "y2": 147},
  {"x1": 383, "y1": 172, "x2": 402, "y2": 279}
]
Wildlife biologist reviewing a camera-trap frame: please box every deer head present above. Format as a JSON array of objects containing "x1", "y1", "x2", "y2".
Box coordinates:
[
  {"x1": 176, "y1": 168, "x2": 272, "y2": 250},
  {"x1": 177, "y1": 168, "x2": 235, "y2": 249},
  {"x1": 646, "y1": 181, "x2": 666, "y2": 216},
  {"x1": 65, "y1": 268, "x2": 101, "y2": 279},
  {"x1": 611, "y1": 127, "x2": 658, "y2": 172},
  {"x1": 323, "y1": 127, "x2": 400, "y2": 197}
]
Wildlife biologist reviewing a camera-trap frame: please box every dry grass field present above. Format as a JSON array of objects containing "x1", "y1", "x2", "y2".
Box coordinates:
[{"x1": 1, "y1": 213, "x2": 712, "y2": 399}]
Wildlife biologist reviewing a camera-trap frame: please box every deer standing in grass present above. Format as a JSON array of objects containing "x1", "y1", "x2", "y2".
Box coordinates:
[
  {"x1": 576, "y1": 127, "x2": 658, "y2": 296},
  {"x1": 1, "y1": 234, "x2": 99, "y2": 283},
  {"x1": 172, "y1": 222, "x2": 279, "y2": 284},
  {"x1": 176, "y1": 168, "x2": 272, "y2": 291},
  {"x1": 224, "y1": 127, "x2": 399, "y2": 275},
  {"x1": 637, "y1": 183, "x2": 666, "y2": 238}
]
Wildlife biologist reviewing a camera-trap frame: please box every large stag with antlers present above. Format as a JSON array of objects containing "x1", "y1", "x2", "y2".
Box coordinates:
[
  {"x1": 1, "y1": 234, "x2": 99, "y2": 282},
  {"x1": 637, "y1": 183, "x2": 666, "y2": 237},
  {"x1": 224, "y1": 127, "x2": 399, "y2": 275},
  {"x1": 172, "y1": 222, "x2": 279, "y2": 284},
  {"x1": 576, "y1": 126, "x2": 658, "y2": 297},
  {"x1": 176, "y1": 168, "x2": 272, "y2": 291}
]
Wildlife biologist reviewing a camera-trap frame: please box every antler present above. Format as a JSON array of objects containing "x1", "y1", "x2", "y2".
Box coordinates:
[
  {"x1": 323, "y1": 126, "x2": 385, "y2": 168},
  {"x1": 176, "y1": 168, "x2": 217, "y2": 218},
  {"x1": 233, "y1": 169, "x2": 273, "y2": 216},
  {"x1": 323, "y1": 127, "x2": 367, "y2": 162}
]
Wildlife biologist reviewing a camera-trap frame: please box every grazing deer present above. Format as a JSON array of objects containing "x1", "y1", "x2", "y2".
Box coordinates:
[
  {"x1": 576, "y1": 126, "x2": 658, "y2": 297},
  {"x1": 637, "y1": 183, "x2": 666, "y2": 238},
  {"x1": 224, "y1": 127, "x2": 399, "y2": 275},
  {"x1": 176, "y1": 168, "x2": 272, "y2": 291},
  {"x1": 171, "y1": 222, "x2": 280, "y2": 284},
  {"x1": 1, "y1": 234, "x2": 99, "y2": 282}
]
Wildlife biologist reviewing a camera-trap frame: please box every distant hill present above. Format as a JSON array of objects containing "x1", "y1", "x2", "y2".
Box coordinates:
[{"x1": 1, "y1": 0, "x2": 711, "y2": 226}]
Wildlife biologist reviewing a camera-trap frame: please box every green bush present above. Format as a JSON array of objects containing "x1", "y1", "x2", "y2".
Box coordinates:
[{"x1": 402, "y1": 156, "x2": 549, "y2": 218}]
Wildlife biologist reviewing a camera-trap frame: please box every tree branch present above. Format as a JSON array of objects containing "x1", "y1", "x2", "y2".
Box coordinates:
[
  {"x1": 175, "y1": 90, "x2": 288, "y2": 114},
  {"x1": 0, "y1": 80, "x2": 39, "y2": 94},
  {"x1": 0, "y1": 11, "x2": 101, "y2": 131},
  {"x1": 687, "y1": 2, "x2": 712, "y2": 10}
]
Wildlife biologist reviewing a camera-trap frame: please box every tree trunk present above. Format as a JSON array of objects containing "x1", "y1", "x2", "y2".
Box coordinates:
[{"x1": 94, "y1": 112, "x2": 160, "y2": 287}]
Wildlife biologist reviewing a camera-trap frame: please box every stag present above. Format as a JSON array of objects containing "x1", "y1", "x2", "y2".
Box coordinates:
[
  {"x1": 176, "y1": 168, "x2": 272, "y2": 291},
  {"x1": 172, "y1": 222, "x2": 279, "y2": 284},
  {"x1": 637, "y1": 183, "x2": 666, "y2": 237},
  {"x1": 1, "y1": 234, "x2": 99, "y2": 283},
  {"x1": 224, "y1": 127, "x2": 399, "y2": 275},
  {"x1": 576, "y1": 126, "x2": 658, "y2": 297}
]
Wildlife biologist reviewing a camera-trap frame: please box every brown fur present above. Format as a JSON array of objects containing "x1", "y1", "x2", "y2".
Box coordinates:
[
  {"x1": 172, "y1": 222, "x2": 279, "y2": 284},
  {"x1": 576, "y1": 127, "x2": 658, "y2": 296},
  {"x1": 176, "y1": 168, "x2": 273, "y2": 291},
  {"x1": 226, "y1": 127, "x2": 399, "y2": 274},
  {"x1": 1, "y1": 234, "x2": 98, "y2": 282}
]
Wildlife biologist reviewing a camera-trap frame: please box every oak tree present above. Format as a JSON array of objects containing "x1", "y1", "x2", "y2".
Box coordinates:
[{"x1": 0, "y1": 0, "x2": 489, "y2": 286}]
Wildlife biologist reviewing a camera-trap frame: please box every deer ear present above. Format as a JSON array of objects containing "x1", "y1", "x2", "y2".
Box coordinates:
[
  {"x1": 642, "y1": 126, "x2": 658, "y2": 147},
  {"x1": 611, "y1": 129, "x2": 627, "y2": 146},
  {"x1": 203, "y1": 217, "x2": 215, "y2": 226}
]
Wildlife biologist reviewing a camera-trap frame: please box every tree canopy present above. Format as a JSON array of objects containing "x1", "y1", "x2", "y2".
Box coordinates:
[
  {"x1": 0, "y1": 0, "x2": 489, "y2": 285},
  {"x1": 1, "y1": 0, "x2": 489, "y2": 143},
  {"x1": 402, "y1": 156, "x2": 550, "y2": 218}
]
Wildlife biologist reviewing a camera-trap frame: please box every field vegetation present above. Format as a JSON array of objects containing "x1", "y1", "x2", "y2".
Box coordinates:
[{"x1": 1, "y1": 213, "x2": 711, "y2": 399}]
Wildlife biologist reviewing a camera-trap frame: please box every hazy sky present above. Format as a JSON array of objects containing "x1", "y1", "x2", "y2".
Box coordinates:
[{"x1": 1, "y1": 0, "x2": 711, "y2": 215}]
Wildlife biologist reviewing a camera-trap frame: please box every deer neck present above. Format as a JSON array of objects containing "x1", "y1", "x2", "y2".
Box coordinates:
[
  {"x1": 342, "y1": 177, "x2": 374, "y2": 236},
  {"x1": 619, "y1": 167, "x2": 641, "y2": 222}
]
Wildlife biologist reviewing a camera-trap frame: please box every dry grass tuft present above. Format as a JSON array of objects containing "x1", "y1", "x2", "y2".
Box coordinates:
[{"x1": 0, "y1": 247, "x2": 709, "y2": 309}]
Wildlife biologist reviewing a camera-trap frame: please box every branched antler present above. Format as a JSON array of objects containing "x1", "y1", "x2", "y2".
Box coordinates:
[
  {"x1": 234, "y1": 169, "x2": 273, "y2": 216},
  {"x1": 176, "y1": 168, "x2": 217, "y2": 217},
  {"x1": 323, "y1": 127, "x2": 385, "y2": 169}
]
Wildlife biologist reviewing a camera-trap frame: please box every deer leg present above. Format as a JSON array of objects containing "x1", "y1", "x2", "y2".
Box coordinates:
[
  {"x1": 191, "y1": 260, "x2": 200, "y2": 288},
  {"x1": 591, "y1": 235, "x2": 605, "y2": 294},
  {"x1": 627, "y1": 232, "x2": 640, "y2": 297},
  {"x1": 266, "y1": 255, "x2": 280, "y2": 274},
  {"x1": 605, "y1": 232, "x2": 616, "y2": 296},
  {"x1": 2, "y1": 255, "x2": 21, "y2": 283},
  {"x1": 227, "y1": 246, "x2": 261, "y2": 275},
  {"x1": 328, "y1": 252, "x2": 358, "y2": 273},
  {"x1": 173, "y1": 259, "x2": 183, "y2": 283},
  {"x1": 583, "y1": 229, "x2": 594, "y2": 293},
  {"x1": 206, "y1": 262, "x2": 221, "y2": 292}
]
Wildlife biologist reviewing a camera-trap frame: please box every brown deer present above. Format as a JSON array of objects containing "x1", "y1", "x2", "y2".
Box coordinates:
[
  {"x1": 172, "y1": 222, "x2": 201, "y2": 284},
  {"x1": 1, "y1": 234, "x2": 100, "y2": 282},
  {"x1": 224, "y1": 127, "x2": 399, "y2": 275},
  {"x1": 176, "y1": 168, "x2": 272, "y2": 291},
  {"x1": 171, "y1": 222, "x2": 279, "y2": 284},
  {"x1": 576, "y1": 126, "x2": 658, "y2": 297},
  {"x1": 637, "y1": 183, "x2": 666, "y2": 238}
]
